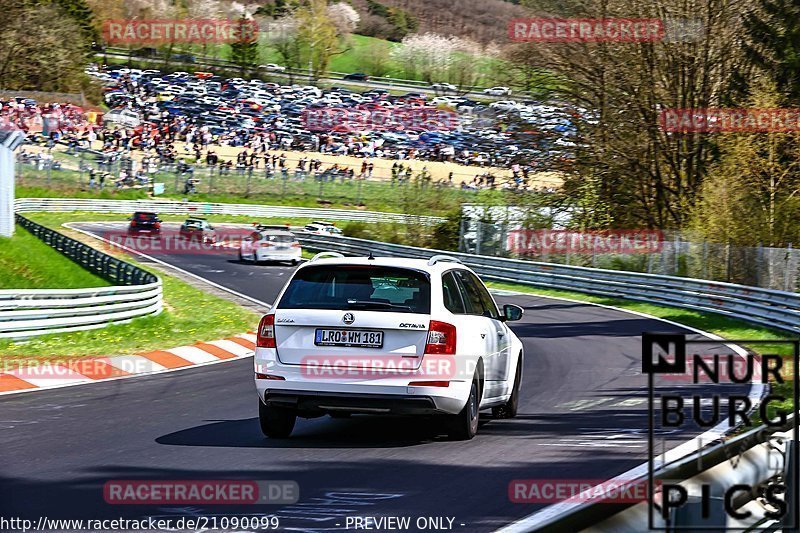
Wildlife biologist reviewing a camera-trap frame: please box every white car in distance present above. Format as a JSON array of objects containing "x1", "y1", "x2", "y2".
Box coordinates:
[
  {"x1": 484, "y1": 86, "x2": 512, "y2": 96},
  {"x1": 239, "y1": 227, "x2": 302, "y2": 265},
  {"x1": 304, "y1": 222, "x2": 344, "y2": 237},
  {"x1": 260, "y1": 63, "x2": 287, "y2": 72},
  {"x1": 432, "y1": 82, "x2": 458, "y2": 92},
  {"x1": 253, "y1": 254, "x2": 525, "y2": 440}
]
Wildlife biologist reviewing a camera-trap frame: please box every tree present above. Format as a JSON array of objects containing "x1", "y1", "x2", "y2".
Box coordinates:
[
  {"x1": 327, "y1": 3, "x2": 359, "y2": 36},
  {"x1": 742, "y1": 0, "x2": 800, "y2": 103},
  {"x1": 296, "y1": 0, "x2": 339, "y2": 81},
  {"x1": 0, "y1": 0, "x2": 88, "y2": 92},
  {"x1": 392, "y1": 33, "x2": 457, "y2": 82},
  {"x1": 186, "y1": 0, "x2": 220, "y2": 59},
  {"x1": 229, "y1": 14, "x2": 259, "y2": 74},
  {"x1": 42, "y1": 0, "x2": 98, "y2": 45},
  {"x1": 355, "y1": 39, "x2": 392, "y2": 77},
  {"x1": 446, "y1": 37, "x2": 494, "y2": 88},
  {"x1": 691, "y1": 83, "x2": 800, "y2": 246},
  {"x1": 267, "y1": 16, "x2": 303, "y2": 81},
  {"x1": 516, "y1": 0, "x2": 750, "y2": 230}
]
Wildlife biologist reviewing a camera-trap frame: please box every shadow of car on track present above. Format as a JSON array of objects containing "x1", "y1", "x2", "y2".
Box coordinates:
[
  {"x1": 509, "y1": 316, "x2": 684, "y2": 339},
  {"x1": 155, "y1": 414, "x2": 498, "y2": 449},
  {"x1": 227, "y1": 259, "x2": 298, "y2": 267}
]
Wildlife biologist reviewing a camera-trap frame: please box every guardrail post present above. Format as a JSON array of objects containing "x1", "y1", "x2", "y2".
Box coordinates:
[
  {"x1": 669, "y1": 493, "x2": 727, "y2": 531},
  {"x1": 782, "y1": 438, "x2": 797, "y2": 529}
]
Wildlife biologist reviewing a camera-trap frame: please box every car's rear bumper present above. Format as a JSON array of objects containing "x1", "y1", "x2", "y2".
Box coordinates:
[
  {"x1": 263, "y1": 389, "x2": 441, "y2": 415},
  {"x1": 255, "y1": 249, "x2": 302, "y2": 261},
  {"x1": 255, "y1": 348, "x2": 470, "y2": 415}
]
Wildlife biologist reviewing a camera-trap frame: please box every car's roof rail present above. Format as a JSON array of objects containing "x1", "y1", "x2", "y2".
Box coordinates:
[
  {"x1": 310, "y1": 252, "x2": 345, "y2": 262},
  {"x1": 427, "y1": 255, "x2": 463, "y2": 266}
]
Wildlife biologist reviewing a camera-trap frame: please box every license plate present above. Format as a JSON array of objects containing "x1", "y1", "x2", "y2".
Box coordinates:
[{"x1": 315, "y1": 329, "x2": 384, "y2": 348}]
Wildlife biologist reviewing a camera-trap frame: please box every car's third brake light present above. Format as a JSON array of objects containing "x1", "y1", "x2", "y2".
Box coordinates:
[
  {"x1": 256, "y1": 314, "x2": 276, "y2": 348},
  {"x1": 425, "y1": 320, "x2": 456, "y2": 355}
]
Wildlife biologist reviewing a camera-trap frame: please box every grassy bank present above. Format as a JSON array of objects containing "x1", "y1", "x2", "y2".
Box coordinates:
[
  {"x1": 24, "y1": 210, "x2": 325, "y2": 229},
  {"x1": 0, "y1": 225, "x2": 110, "y2": 289},
  {"x1": 17, "y1": 172, "x2": 477, "y2": 217},
  {"x1": 1, "y1": 215, "x2": 260, "y2": 360}
]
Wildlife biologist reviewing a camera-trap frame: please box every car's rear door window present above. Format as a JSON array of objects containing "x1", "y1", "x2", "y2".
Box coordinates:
[
  {"x1": 442, "y1": 271, "x2": 466, "y2": 314},
  {"x1": 265, "y1": 234, "x2": 295, "y2": 243},
  {"x1": 279, "y1": 265, "x2": 431, "y2": 313},
  {"x1": 453, "y1": 270, "x2": 500, "y2": 319}
]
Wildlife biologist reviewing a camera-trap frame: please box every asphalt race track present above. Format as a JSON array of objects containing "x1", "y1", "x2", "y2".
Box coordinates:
[{"x1": 0, "y1": 222, "x2": 753, "y2": 532}]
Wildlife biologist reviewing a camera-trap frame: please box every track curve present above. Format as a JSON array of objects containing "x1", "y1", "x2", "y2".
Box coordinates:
[{"x1": 0, "y1": 221, "x2": 750, "y2": 532}]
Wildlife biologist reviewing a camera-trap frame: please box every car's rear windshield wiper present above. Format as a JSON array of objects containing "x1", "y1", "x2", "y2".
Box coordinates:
[{"x1": 345, "y1": 300, "x2": 412, "y2": 311}]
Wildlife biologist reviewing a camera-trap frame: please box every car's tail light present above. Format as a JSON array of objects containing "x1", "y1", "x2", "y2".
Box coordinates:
[
  {"x1": 154, "y1": 222, "x2": 161, "y2": 229},
  {"x1": 260, "y1": 242, "x2": 273, "y2": 247},
  {"x1": 425, "y1": 320, "x2": 456, "y2": 355},
  {"x1": 291, "y1": 243, "x2": 301, "y2": 248},
  {"x1": 255, "y1": 373, "x2": 285, "y2": 380},
  {"x1": 408, "y1": 380, "x2": 449, "y2": 387},
  {"x1": 256, "y1": 314, "x2": 276, "y2": 348}
]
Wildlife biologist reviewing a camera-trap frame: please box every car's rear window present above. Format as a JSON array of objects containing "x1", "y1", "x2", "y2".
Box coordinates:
[
  {"x1": 263, "y1": 233, "x2": 295, "y2": 243},
  {"x1": 135, "y1": 212, "x2": 157, "y2": 220},
  {"x1": 279, "y1": 265, "x2": 431, "y2": 314}
]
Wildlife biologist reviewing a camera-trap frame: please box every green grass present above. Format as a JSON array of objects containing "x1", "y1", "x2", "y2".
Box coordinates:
[
  {"x1": 0, "y1": 271, "x2": 259, "y2": 360},
  {"x1": 0, "y1": 215, "x2": 260, "y2": 360},
  {"x1": 17, "y1": 165, "x2": 515, "y2": 217},
  {"x1": 485, "y1": 280, "x2": 797, "y2": 424},
  {"x1": 23, "y1": 211, "x2": 322, "y2": 229},
  {"x1": 0, "y1": 225, "x2": 110, "y2": 289}
]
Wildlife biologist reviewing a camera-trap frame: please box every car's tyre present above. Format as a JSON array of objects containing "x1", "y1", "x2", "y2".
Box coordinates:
[
  {"x1": 238, "y1": 249, "x2": 244, "y2": 262},
  {"x1": 290, "y1": 259, "x2": 298, "y2": 266},
  {"x1": 259, "y1": 401, "x2": 296, "y2": 438},
  {"x1": 493, "y1": 356, "x2": 522, "y2": 419},
  {"x1": 447, "y1": 379, "x2": 480, "y2": 440}
]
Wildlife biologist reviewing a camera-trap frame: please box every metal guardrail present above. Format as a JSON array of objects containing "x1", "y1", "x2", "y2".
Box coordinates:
[
  {"x1": 298, "y1": 234, "x2": 800, "y2": 335},
  {"x1": 14, "y1": 198, "x2": 445, "y2": 225},
  {"x1": 503, "y1": 420, "x2": 797, "y2": 532},
  {"x1": 2, "y1": 214, "x2": 162, "y2": 338}
]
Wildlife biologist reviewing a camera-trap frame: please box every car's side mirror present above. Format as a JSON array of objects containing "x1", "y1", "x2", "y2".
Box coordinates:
[{"x1": 503, "y1": 304, "x2": 524, "y2": 322}]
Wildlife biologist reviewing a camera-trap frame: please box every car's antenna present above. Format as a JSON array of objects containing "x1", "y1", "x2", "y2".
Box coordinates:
[{"x1": 368, "y1": 251, "x2": 375, "y2": 260}]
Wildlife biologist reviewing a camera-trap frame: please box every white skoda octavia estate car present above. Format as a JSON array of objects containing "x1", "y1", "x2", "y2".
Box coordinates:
[{"x1": 254, "y1": 253, "x2": 525, "y2": 440}]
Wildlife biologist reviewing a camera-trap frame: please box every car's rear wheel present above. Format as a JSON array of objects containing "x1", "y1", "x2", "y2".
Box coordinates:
[
  {"x1": 447, "y1": 379, "x2": 479, "y2": 440},
  {"x1": 259, "y1": 401, "x2": 296, "y2": 438},
  {"x1": 493, "y1": 356, "x2": 522, "y2": 419},
  {"x1": 238, "y1": 249, "x2": 245, "y2": 262}
]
